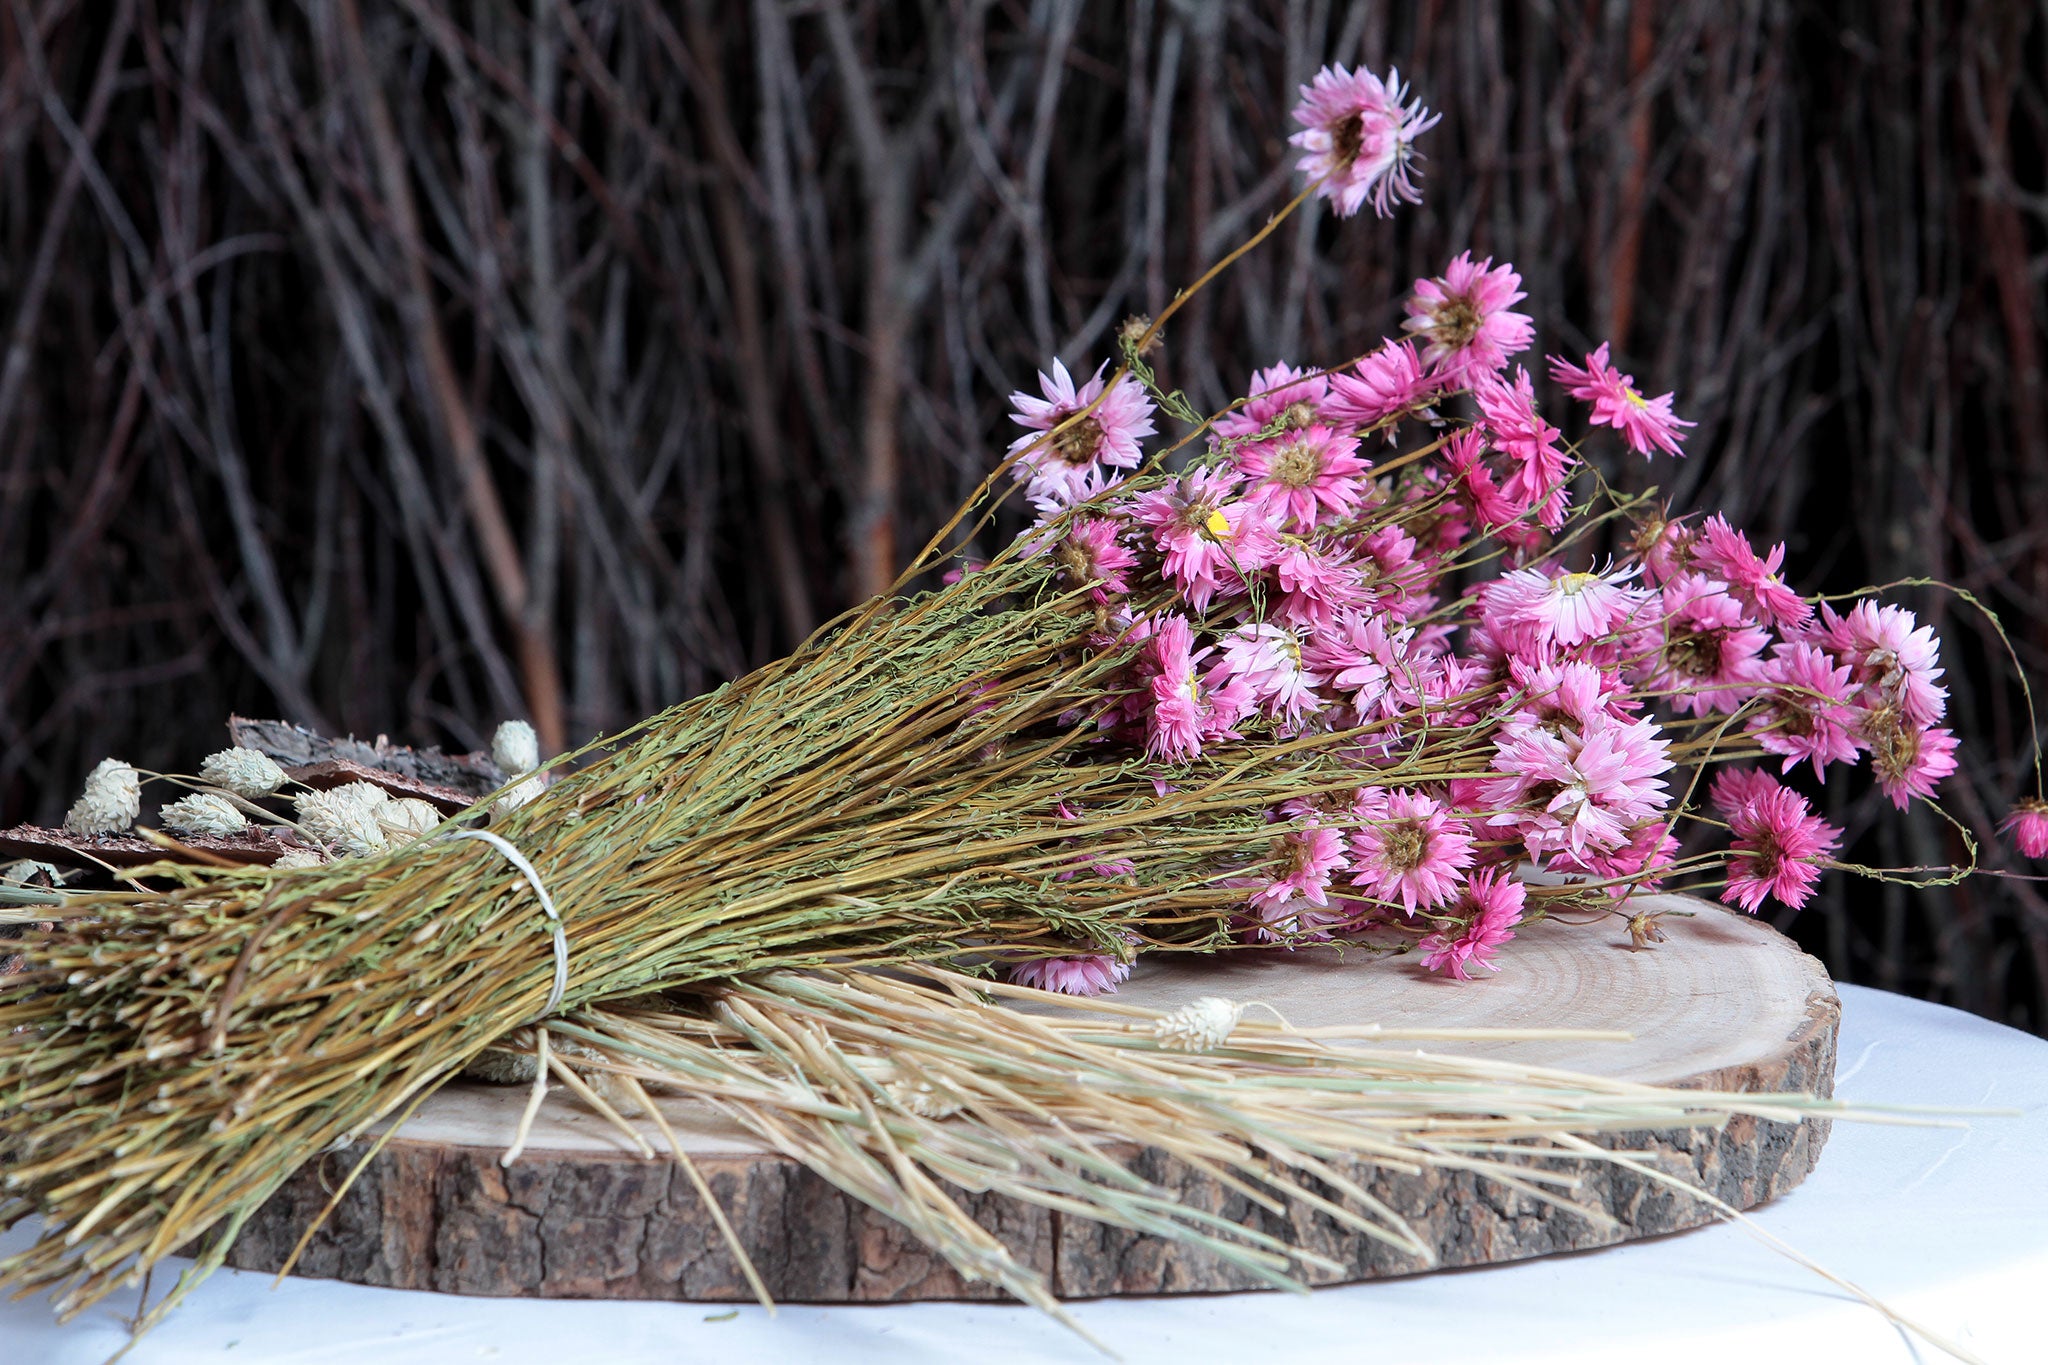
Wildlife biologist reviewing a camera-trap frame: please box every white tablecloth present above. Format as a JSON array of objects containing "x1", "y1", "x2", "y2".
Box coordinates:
[{"x1": 6, "y1": 984, "x2": 2042, "y2": 1365}]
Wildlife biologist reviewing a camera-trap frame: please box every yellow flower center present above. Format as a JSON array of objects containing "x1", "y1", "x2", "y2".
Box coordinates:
[
  {"x1": 1556, "y1": 571, "x2": 1602, "y2": 596},
  {"x1": 1624, "y1": 386, "x2": 1646, "y2": 407}
]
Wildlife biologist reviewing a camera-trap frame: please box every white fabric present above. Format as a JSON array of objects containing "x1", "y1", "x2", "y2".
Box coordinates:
[{"x1": 6, "y1": 984, "x2": 2042, "y2": 1365}]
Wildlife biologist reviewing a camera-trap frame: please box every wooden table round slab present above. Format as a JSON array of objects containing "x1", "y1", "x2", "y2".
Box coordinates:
[{"x1": 226, "y1": 895, "x2": 1838, "y2": 1303}]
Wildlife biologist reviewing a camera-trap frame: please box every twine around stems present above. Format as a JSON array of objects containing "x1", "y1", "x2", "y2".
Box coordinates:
[{"x1": 444, "y1": 828, "x2": 568, "y2": 1017}]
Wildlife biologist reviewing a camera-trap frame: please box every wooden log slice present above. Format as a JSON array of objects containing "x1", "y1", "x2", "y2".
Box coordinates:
[{"x1": 226, "y1": 896, "x2": 1838, "y2": 1302}]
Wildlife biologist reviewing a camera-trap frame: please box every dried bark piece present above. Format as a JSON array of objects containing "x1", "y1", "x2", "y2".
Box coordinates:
[{"x1": 228, "y1": 716, "x2": 505, "y2": 799}]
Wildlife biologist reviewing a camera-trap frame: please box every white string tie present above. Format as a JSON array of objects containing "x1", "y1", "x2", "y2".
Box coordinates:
[{"x1": 445, "y1": 828, "x2": 568, "y2": 1017}]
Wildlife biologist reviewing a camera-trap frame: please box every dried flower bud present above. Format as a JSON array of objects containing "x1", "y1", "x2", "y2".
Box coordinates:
[
  {"x1": 271, "y1": 848, "x2": 326, "y2": 871},
  {"x1": 329, "y1": 780, "x2": 392, "y2": 811},
  {"x1": 377, "y1": 797, "x2": 442, "y2": 846},
  {"x1": 492, "y1": 719, "x2": 540, "y2": 777},
  {"x1": 197, "y1": 747, "x2": 286, "y2": 799},
  {"x1": 1117, "y1": 313, "x2": 1161, "y2": 360},
  {"x1": 1151, "y1": 996, "x2": 1245, "y2": 1053},
  {"x1": 295, "y1": 789, "x2": 388, "y2": 858},
  {"x1": 64, "y1": 759, "x2": 140, "y2": 836},
  {"x1": 159, "y1": 793, "x2": 249, "y2": 839},
  {"x1": 493, "y1": 776, "x2": 545, "y2": 821},
  {"x1": 463, "y1": 1048, "x2": 538, "y2": 1085},
  {"x1": 885, "y1": 1077, "x2": 963, "y2": 1120}
]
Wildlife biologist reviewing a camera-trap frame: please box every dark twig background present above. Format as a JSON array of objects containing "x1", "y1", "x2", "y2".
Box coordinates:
[{"x1": 2, "y1": 2, "x2": 2044, "y2": 1026}]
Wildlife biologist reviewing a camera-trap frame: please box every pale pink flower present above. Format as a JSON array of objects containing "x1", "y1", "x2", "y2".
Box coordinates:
[
  {"x1": 1403, "y1": 253, "x2": 1535, "y2": 383},
  {"x1": 1690, "y1": 515, "x2": 1812, "y2": 631},
  {"x1": 1548, "y1": 344, "x2": 1695, "y2": 458},
  {"x1": 1303, "y1": 612, "x2": 1420, "y2": 720},
  {"x1": 1549, "y1": 817, "x2": 1680, "y2": 894},
  {"x1": 1051, "y1": 516, "x2": 1138, "y2": 602},
  {"x1": 1008, "y1": 359, "x2": 1156, "y2": 506},
  {"x1": 1506, "y1": 657, "x2": 1635, "y2": 732},
  {"x1": 1215, "y1": 622, "x2": 1327, "y2": 727},
  {"x1": 1288, "y1": 65, "x2": 1439, "y2": 218},
  {"x1": 1271, "y1": 538, "x2": 1365, "y2": 633},
  {"x1": 1130, "y1": 467, "x2": 1279, "y2": 612},
  {"x1": 1214, "y1": 363, "x2": 1333, "y2": 441},
  {"x1": 1486, "y1": 564, "x2": 1650, "y2": 652},
  {"x1": 1349, "y1": 787, "x2": 1475, "y2": 914},
  {"x1": 1638, "y1": 573, "x2": 1771, "y2": 716},
  {"x1": 1249, "y1": 821, "x2": 1349, "y2": 912},
  {"x1": 1811, "y1": 599, "x2": 1949, "y2": 728},
  {"x1": 1417, "y1": 868, "x2": 1527, "y2": 980},
  {"x1": 1747, "y1": 642, "x2": 1865, "y2": 779},
  {"x1": 1481, "y1": 711, "x2": 1674, "y2": 862},
  {"x1": 1716, "y1": 774, "x2": 1841, "y2": 914},
  {"x1": 1325, "y1": 340, "x2": 1438, "y2": 432},
  {"x1": 1008, "y1": 951, "x2": 1133, "y2": 996},
  {"x1": 1234, "y1": 424, "x2": 1372, "y2": 530},
  {"x1": 1473, "y1": 367, "x2": 1571, "y2": 529},
  {"x1": 2000, "y1": 798, "x2": 2048, "y2": 859}
]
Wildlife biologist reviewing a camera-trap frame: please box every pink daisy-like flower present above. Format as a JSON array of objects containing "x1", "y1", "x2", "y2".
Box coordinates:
[
  {"x1": 1355, "y1": 525, "x2": 1435, "y2": 619},
  {"x1": 1007, "y1": 359, "x2": 1156, "y2": 506},
  {"x1": 1863, "y1": 711, "x2": 1959, "y2": 809},
  {"x1": 1325, "y1": 340, "x2": 1438, "y2": 433},
  {"x1": 1548, "y1": 816, "x2": 1680, "y2": 895},
  {"x1": 1214, "y1": 363, "x2": 1334, "y2": 441},
  {"x1": 1690, "y1": 515, "x2": 1812, "y2": 632},
  {"x1": 1473, "y1": 367, "x2": 1571, "y2": 530},
  {"x1": 1215, "y1": 622, "x2": 1328, "y2": 727},
  {"x1": 1717, "y1": 776, "x2": 1841, "y2": 914},
  {"x1": 1547, "y1": 344, "x2": 1695, "y2": 458},
  {"x1": 1441, "y1": 426, "x2": 1534, "y2": 544},
  {"x1": 1746, "y1": 642, "x2": 1866, "y2": 780},
  {"x1": 1130, "y1": 467, "x2": 1279, "y2": 611},
  {"x1": 1403, "y1": 253, "x2": 1536, "y2": 384},
  {"x1": 1417, "y1": 868, "x2": 1527, "y2": 980},
  {"x1": 1141, "y1": 615, "x2": 1256, "y2": 762},
  {"x1": 1506, "y1": 657, "x2": 1635, "y2": 732},
  {"x1": 1008, "y1": 951, "x2": 1133, "y2": 996},
  {"x1": 2000, "y1": 798, "x2": 2048, "y2": 859},
  {"x1": 1288, "y1": 65, "x2": 1440, "y2": 219},
  {"x1": 1638, "y1": 573, "x2": 1771, "y2": 716},
  {"x1": 1632, "y1": 508, "x2": 1698, "y2": 586},
  {"x1": 1485, "y1": 564, "x2": 1650, "y2": 652},
  {"x1": 1234, "y1": 424, "x2": 1372, "y2": 530},
  {"x1": 1303, "y1": 612, "x2": 1421, "y2": 720},
  {"x1": 1812, "y1": 599, "x2": 1949, "y2": 728},
  {"x1": 1271, "y1": 538, "x2": 1365, "y2": 634},
  {"x1": 1480, "y1": 710, "x2": 1674, "y2": 862},
  {"x1": 1350, "y1": 787, "x2": 1475, "y2": 914},
  {"x1": 1051, "y1": 516, "x2": 1138, "y2": 602},
  {"x1": 1249, "y1": 821, "x2": 1349, "y2": 913}
]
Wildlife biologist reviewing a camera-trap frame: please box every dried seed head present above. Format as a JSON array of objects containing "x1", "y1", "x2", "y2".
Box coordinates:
[
  {"x1": 295, "y1": 789, "x2": 388, "y2": 857},
  {"x1": 493, "y1": 776, "x2": 545, "y2": 821},
  {"x1": 1, "y1": 859, "x2": 62, "y2": 888},
  {"x1": 64, "y1": 759, "x2": 140, "y2": 836},
  {"x1": 1151, "y1": 996, "x2": 1245, "y2": 1053},
  {"x1": 197, "y1": 747, "x2": 286, "y2": 799},
  {"x1": 328, "y1": 781, "x2": 392, "y2": 811},
  {"x1": 885, "y1": 1077, "x2": 963, "y2": 1120},
  {"x1": 271, "y1": 848, "x2": 326, "y2": 870},
  {"x1": 463, "y1": 1048, "x2": 539, "y2": 1086},
  {"x1": 158, "y1": 792, "x2": 249, "y2": 839},
  {"x1": 492, "y1": 720, "x2": 540, "y2": 777},
  {"x1": 377, "y1": 797, "x2": 442, "y2": 846}
]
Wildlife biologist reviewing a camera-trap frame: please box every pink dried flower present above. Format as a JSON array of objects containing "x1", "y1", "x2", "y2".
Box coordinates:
[
  {"x1": 1486, "y1": 564, "x2": 1650, "y2": 652},
  {"x1": 1640, "y1": 573, "x2": 1771, "y2": 716},
  {"x1": 1234, "y1": 424, "x2": 1372, "y2": 530},
  {"x1": 1417, "y1": 868, "x2": 1526, "y2": 980},
  {"x1": 1052, "y1": 516, "x2": 1138, "y2": 601},
  {"x1": 1350, "y1": 787, "x2": 1475, "y2": 914},
  {"x1": 1007, "y1": 359, "x2": 1155, "y2": 507},
  {"x1": 1215, "y1": 363, "x2": 1333, "y2": 441},
  {"x1": 2000, "y1": 798, "x2": 2048, "y2": 859},
  {"x1": 1717, "y1": 775, "x2": 1841, "y2": 914},
  {"x1": 1215, "y1": 622, "x2": 1327, "y2": 727},
  {"x1": 1473, "y1": 367, "x2": 1571, "y2": 529},
  {"x1": 1303, "y1": 612, "x2": 1419, "y2": 720},
  {"x1": 1403, "y1": 253, "x2": 1535, "y2": 384},
  {"x1": 1249, "y1": 821, "x2": 1349, "y2": 913},
  {"x1": 1864, "y1": 711, "x2": 1959, "y2": 809},
  {"x1": 1691, "y1": 515, "x2": 1812, "y2": 632},
  {"x1": 1288, "y1": 65, "x2": 1439, "y2": 218},
  {"x1": 1812, "y1": 599, "x2": 1949, "y2": 728},
  {"x1": 1271, "y1": 538, "x2": 1365, "y2": 634},
  {"x1": 1009, "y1": 952, "x2": 1133, "y2": 996},
  {"x1": 1548, "y1": 344, "x2": 1695, "y2": 458},
  {"x1": 1632, "y1": 509, "x2": 1698, "y2": 586},
  {"x1": 1130, "y1": 467, "x2": 1279, "y2": 611},
  {"x1": 1481, "y1": 711, "x2": 1674, "y2": 862},
  {"x1": 1325, "y1": 340, "x2": 1438, "y2": 432},
  {"x1": 1747, "y1": 642, "x2": 1866, "y2": 780}
]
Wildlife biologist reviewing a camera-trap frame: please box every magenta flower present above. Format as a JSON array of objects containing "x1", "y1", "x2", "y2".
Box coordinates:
[
  {"x1": 2000, "y1": 798, "x2": 2048, "y2": 859},
  {"x1": 1008, "y1": 951, "x2": 1133, "y2": 996},
  {"x1": 1288, "y1": 65, "x2": 1439, "y2": 219},
  {"x1": 1473, "y1": 367, "x2": 1571, "y2": 529},
  {"x1": 1303, "y1": 612, "x2": 1421, "y2": 720},
  {"x1": 1130, "y1": 468, "x2": 1279, "y2": 612},
  {"x1": 1548, "y1": 344, "x2": 1695, "y2": 458},
  {"x1": 1485, "y1": 564, "x2": 1650, "y2": 652},
  {"x1": 1350, "y1": 787, "x2": 1475, "y2": 914},
  {"x1": 1008, "y1": 359, "x2": 1156, "y2": 506},
  {"x1": 1215, "y1": 363, "x2": 1333, "y2": 441},
  {"x1": 1234, "y1": 423, "x2": 1372, "y2": 530},
  {"x1": 1690, "y1": 515, "x2": 1812, "y2": 631},
  {"x1": 1142, "y1": 614, "x2": 1255, "y2": 762},
  {"x1": 1481, "y1": 711, "x2": 1674, "y2": 862},
  {"x1": 1747, "y1": 642, "x2": 1865, "y2": 780},
  {"x1": 1811, "y1": 598, "x2": 1949, "y2": 728},
  {"x1": 1052, "y1": 516, "x2": 1138, "y2": 602},
  {"x1": 1325, "y1": 340, "x2": 1438, "y2": 432},
  {"x1": 1249, "y1": 821, "x2": 1349, "y2": 913},
  {"x1": 1638, "y1": 573, "x2": 1771, "y2": 716},
  {"x1": 1403, "y1": 253, "x2": 1535, "y2": 384},
  {"x1": 1715, "y1": 773, "x2": 1841, "y2": 914},
  {"x1": 1417, "y1": 868, "x2": 1527, "y2": 980},
  {"x1": 1864, "y1": 713, "x2": 1959, "y2": 809},
  {"x1": 1271, "y1": 538, "x2": 1365, "y2": 634}
]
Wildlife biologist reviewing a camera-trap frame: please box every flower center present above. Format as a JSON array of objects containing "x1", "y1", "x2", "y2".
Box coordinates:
[
  {"x1": 1425, "y1": 295, "x2": 1483, "y2": 351},
  {"x1": 1332, "y1": 113, "x2": 1365, "y2": 168},
  {"x1": 1051, "y1": 413, "x2": 1105, "y2": 466},
  {"x1": 1665, "y1": 629, "x2": 1724, "y2": 679},
  {"x1": 1624, "y1": 386, "x2": 1647, "y2": 408},
  {"x1": 1379, "y1": 820, "x2": 1427, "y2": 873},
  {"x1": 1556, "y1": 571, "x2": 1601, "y2": 597},
  {"x1": 1865, "y1": 708, "x2": 1918, "y2": 784},
  {"x1": 1277, "y1": 400, "x2": 1319, "y2": 430},
  {"x1": 1270, "y1": 438, "x2": 1324, "y2": 488}
]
